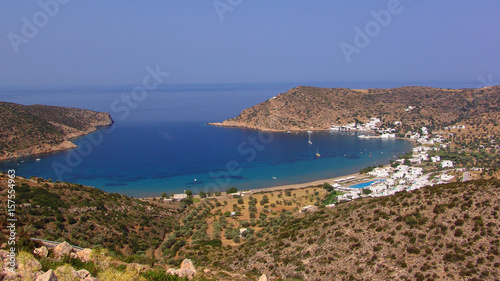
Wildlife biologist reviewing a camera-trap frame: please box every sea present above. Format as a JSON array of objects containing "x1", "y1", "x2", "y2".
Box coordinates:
[{"x1": 0, "y1": 81, "x2": 477, "y2": 197}]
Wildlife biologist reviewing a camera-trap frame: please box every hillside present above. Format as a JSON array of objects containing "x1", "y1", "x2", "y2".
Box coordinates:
[
  {"x1": 0, "y1": 174, "x2": 178, "y2": 262},
  {"x1": 0, "y1": 102, "x2": 113, "y2": 160},
  {"x1": 1, "y1": 175, "x2": 499, "y2": 280},
  {"x1": 210, "y1": 85, "x2": 500, "y2": 133},
  {"x1": 196, "y1": 179, "x2": 500, "y2": 280}
]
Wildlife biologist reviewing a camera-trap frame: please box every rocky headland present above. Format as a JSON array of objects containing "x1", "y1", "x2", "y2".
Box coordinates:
[
  {"x1": 209, "y1": 85, "x2": 500, "y2": 133},
  {"x1": 0, "y1": 102, "x2": 113, "y2": 160}
]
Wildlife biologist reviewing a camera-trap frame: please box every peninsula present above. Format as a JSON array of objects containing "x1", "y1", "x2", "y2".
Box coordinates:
[
  {"x1": 209, "y1": 85, "x2": 500, "y2": 134},
  {"x1": 0, "y1": 102, "x2": 113, "y2": 160}
]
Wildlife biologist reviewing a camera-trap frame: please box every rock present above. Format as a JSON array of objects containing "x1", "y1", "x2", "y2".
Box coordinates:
[
  {"x1": 166, "y1": 268, "x2": 177, "y2": 275},
  {"x1": 18, "y1": 254, "x2": 42, "y2": 279},
  {"x1": 76, "y1": 269, "x2": 90, "y2": 279},
  {"x1": 34, "y1": 246, "x2": 49, "y2": 257},
  {"x1": 180, "y1": 259, "x2": 196, "y2": 271},
  {"x1": 203, "y1": 268, "x2": 211, "y2": 273},
  {"x1": 259, "y1": 274, "x2": 268, "y2": 281},
  {"x1": 53, "y1": 241, "x2": 73, "y2": 257},
  {"x1": 176, "y1": 268, "x2": 196, "y2": 278},
  {"x1": 72, "y1": 249, "x2": 92, "y2": 262},
  {"x1": 35, "y1": 269, "x2": 58, "y2": 281},
  {"x1": 167, "y1": 259, "x2": 197, "y2": 279}
]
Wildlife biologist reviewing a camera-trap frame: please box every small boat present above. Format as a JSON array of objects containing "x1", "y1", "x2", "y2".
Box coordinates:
[
  {"x1": 316, "y1": 147, "x2": 321, "y2": 157},
  {"x1": 272, "y1": 177, "x2": 277, "y2": 180},
  {"x1": 287, "y1": 131, "x2": 291, "y2": 134},
  {"x1": 35, "y1": 158, "x2": 41, "y2": 162},
  {"x1": 308, "y1": 134, "x2": 312, "y2": 145}
]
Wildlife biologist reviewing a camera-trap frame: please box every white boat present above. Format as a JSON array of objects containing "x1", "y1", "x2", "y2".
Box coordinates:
[
  {"x1": 308, "y1": 133, "x2": 312, "y2": 145},
  {"x1": 316, "y1": 147, "x2": 321, "y2": 157},
  {"x1": 35, "y1": 158, "x2": 41, "y2": 162},
  {"x1": 272, "y1": 177, "x2": 277, "y2": 180}
]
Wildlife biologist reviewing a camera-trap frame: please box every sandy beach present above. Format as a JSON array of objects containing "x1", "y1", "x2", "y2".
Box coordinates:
[
  {"x1": 139, "y1": 170, "x2": 372, "y2": 200},
  {"x1": 240, "y1": 172, "x2": 369, "y2": 193}
]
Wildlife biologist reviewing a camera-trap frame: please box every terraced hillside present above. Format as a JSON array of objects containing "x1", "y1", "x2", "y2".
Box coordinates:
[{"x1": 201, "y1": 179, "x2": 500, "y2": 280}]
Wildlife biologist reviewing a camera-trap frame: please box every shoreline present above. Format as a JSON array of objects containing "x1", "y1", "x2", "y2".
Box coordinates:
[
  {"x1": 0, "y1": 123, "x2": 113, "y2": 162},
  {"x1": 139, "y1": 170, "x2": 373, "y2": 200}
]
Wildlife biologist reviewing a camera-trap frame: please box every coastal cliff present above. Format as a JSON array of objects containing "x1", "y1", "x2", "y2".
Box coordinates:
[
  {"x1": 210, "y1": 85, "x2": 500, "y2": 132},
  {"x1": 0, "y1": 102, "x2": 113, "y2": 160}
]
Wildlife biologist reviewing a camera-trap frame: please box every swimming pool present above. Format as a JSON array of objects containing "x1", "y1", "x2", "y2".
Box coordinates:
[{"x1": 349, "y1": 180, "x2": 385, "y2": 189}]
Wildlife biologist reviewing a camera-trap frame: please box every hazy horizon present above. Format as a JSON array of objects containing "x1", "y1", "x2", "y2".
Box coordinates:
[{"x1": 1, "y1": 1, "x2": 499, "y2": 88}]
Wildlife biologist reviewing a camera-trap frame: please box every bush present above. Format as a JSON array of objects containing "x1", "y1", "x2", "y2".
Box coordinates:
[
  {"x1": 407, "y1": 246, "x2": 421, "y2": 255},
  {"x1": 226, "y1": 187, "x2": 238, "y2": 194}
]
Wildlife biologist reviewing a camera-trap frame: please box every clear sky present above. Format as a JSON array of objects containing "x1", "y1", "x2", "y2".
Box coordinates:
[{"x1": 0, "y1": 1, "x2": 499, "y2": 88}]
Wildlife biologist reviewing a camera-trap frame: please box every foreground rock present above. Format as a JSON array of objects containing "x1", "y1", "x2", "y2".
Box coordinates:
[
  {"x1": 53, "y1": 241, "x2": 73, "y2": 257},
  {"x1": 33, "y1": 246, "x2": 49, "y2": 258},
  {"x1": 167, "y1": 258, "x2": 197, "y2": 279},
  {"x1": 70, "y1": 248, "x2": 92, "y2": 262},
  {"x1": 35, "y1": 269, "x2": 57, "y2": 281}
]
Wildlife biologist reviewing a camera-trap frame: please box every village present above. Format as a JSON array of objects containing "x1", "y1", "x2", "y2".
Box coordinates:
[{"x1": 324, "y1": 116, "x2": 491, "y2": 206}]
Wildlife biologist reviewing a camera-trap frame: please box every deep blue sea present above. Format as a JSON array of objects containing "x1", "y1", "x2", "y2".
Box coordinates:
[{"x1": 0, "y1": 82, "x2": 474, "y2": 197}]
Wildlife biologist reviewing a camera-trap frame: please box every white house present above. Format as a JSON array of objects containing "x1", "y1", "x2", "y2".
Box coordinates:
[
  {"x1": 441, "y1": 160, "x2": 454, "y2": 168},
  {"x1": 368, "y1": 168, "x2": 390, "y2": 178},
  {"x1": 392, "y1": 171, "x2": 405, "y2": 179},
  {"x1": 421, "y1": 127, "x2": 428, "y2": 135},
  {"x1": 410, "y1": 158, "x2": 422, "y2": 164},
  {"x1": 409, "y1": 167, "x2": 423, "y2": 176},
  {"x1": 173, "y1": 193, "x2": 188, "y2": 199},
  {"x1": 440, "y1": 174, "x2": 455, "y2": 181},
  {"x1": 431, "y1": 156, "x2": 441, "y2": 162}
]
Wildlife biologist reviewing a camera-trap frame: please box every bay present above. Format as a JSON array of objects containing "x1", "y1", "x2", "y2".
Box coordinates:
[{"x1": 0, "y1": 82, "x2": 465, "y2": 197}]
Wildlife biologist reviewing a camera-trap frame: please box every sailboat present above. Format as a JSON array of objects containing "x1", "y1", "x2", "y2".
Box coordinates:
[
  {"x1": 316, "y1": 147, "x2": 321, "y2": 157},
  {"x1": 308, "y1": 132, "x2": 312, "y2": 144}
]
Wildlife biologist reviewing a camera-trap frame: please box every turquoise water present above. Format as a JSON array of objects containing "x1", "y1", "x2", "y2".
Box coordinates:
[{"x1": 0, "y1": 83, "x2": 415, "y2": 197}]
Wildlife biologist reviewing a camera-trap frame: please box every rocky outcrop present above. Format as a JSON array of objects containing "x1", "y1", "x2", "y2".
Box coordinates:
[
  {"x1": 76, "y1": 269, "x2": 91, "y2": 279},
  {"x1": 53, "y1": 241, "x2": 73, "y2": 257},
  {"x1": 210, "y1": 85, "x2": 500, "y2": 132},
  {"x1": 167, "y1": 258, "x2": 197, "y2": 279},
  {"x1": 70, "y1": 248, "x2": 92, "y2": 262},
  {"x1": 0, "y1": 101, "x2": 113, "y2": 161},
  {"x1": 36, "y1": 269, "x2": 58, "y2": 281},
  {"x1": 33, "y1": 246, "x2": 49, "y2": 258},
  {"x1": 18, "y1": 253, "x2": 42, "y2": 280},
  {"x1": 1, "y1": 140, "x2": 77, "y2": 161}
]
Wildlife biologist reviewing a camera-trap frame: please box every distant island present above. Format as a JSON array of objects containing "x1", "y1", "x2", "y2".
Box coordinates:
[
  {"x1": 209, "y1": 85, "x2": 500, "y2": 135},
  {"x1": 0, "y1": 102, "x2": 113, "y2": 160}
]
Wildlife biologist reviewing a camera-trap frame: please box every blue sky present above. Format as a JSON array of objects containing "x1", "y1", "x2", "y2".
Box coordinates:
[{"x1": 0, "y1": 1, "x2": 499, "y2": 88}]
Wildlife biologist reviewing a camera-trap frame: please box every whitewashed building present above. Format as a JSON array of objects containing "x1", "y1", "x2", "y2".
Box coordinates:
[{"x1": 441, "y1": 160, "x2": 454, "y2": 168}]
